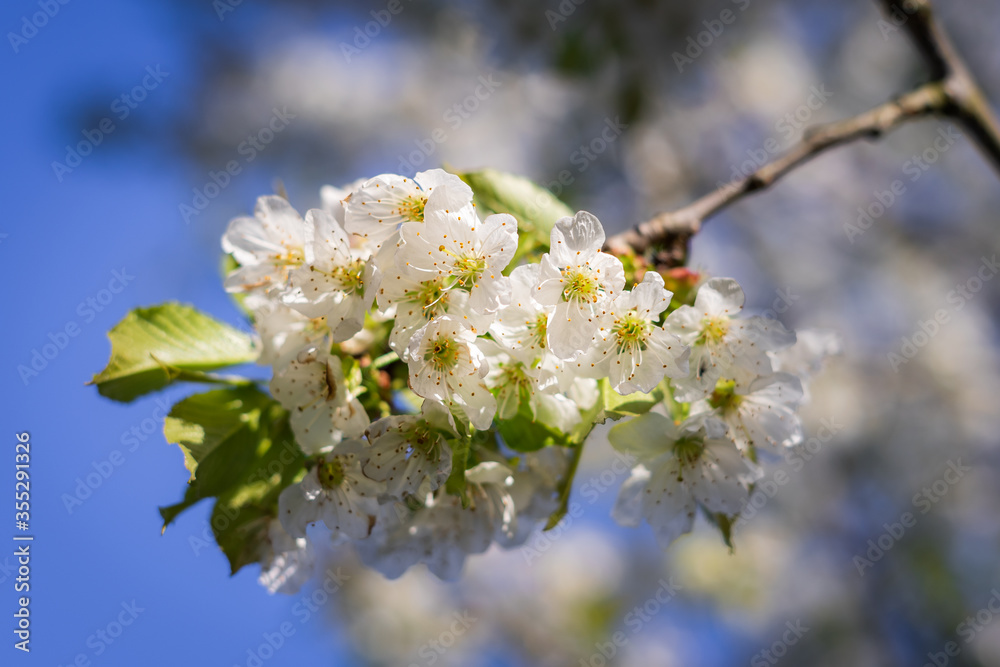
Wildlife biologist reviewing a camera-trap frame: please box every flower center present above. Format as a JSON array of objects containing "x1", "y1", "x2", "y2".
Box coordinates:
[
  {"x1": 328, "y1": 259, "x2": 365, "y2": 294},
  {"x1": 449, "y1": 252, "x2": 487, "y2": 287},
  {"x1": 561, "y1": 267, "x2": 602, "y2": 304},
  {"x1": 526, "y1": 313, "x2": 548, "y2": 349},
  {"x1": 501, "y1": 361, "x2": 532, "y2": 390},
  {"x1": 613, "y1": 309, "x2": 651, "y2": 353},
  {"x1": 708, "y1": 379, "x2": 741, "y2": 412},
  {"x1": 406, "y1": 422, "x2": 444, "y2": 462},
  {"x1": 317, "y1": 458, "x2": 345, "y2": 489},
  {"x1": 673, "y1": 436, "x2": 704, "y2": 467},
  {"x1": 398, "y1": 195, "x2": 427, "y2": 222},
  {"x1": 698, "y1": 316, "x2": 730, "y2": 346},
  {"x1": 271, "y1": 247, "x2": 305, "y2": 267},
  {"x1": 425, "y1": 335, "x2": 461, "y2": 372},
  {"x1": 409, "y1": 277, "x2": 450, "y2": 321}
]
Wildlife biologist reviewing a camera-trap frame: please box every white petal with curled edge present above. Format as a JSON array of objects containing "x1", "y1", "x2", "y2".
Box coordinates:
[
  {"x1": 550, "y1": 210, "x2": 606, "y2": 258},
  {"x1": 694, "y1": 277, "x2": 745, "y2": 316},
  {"x1": 608, "y1": 412, "x2": 677, "y2": 461}
]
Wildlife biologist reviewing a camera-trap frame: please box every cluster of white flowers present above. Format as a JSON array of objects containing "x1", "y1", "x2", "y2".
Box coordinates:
[
  {"x1": 220, "y1": 168, "x2": 835, "y2": 590},
  {"x1": 609, "y1": 288, "x2": 839, "y2": 549}
]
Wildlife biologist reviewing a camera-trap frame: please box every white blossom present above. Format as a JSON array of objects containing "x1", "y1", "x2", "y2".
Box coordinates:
[
  {"x1": 204, "y1": 170, "x2": 836, "y2": 582},
  {"x1": 277, "y1": 440, "x2": 384, "y2": 540},
  {"x1": 398, "y1": 207, "x2": 517, "y2": 312},
  {"x1": 503, "y1": 447, "x2": 570, "y2": 546},
  {"x1": 574, "y1": 271, "x2": 690, "y2": 394},
  {"x1": 481, "y1": 339, "x2": 560, "y2": 422},
  {"x1": 319, "y1": 179, "x2": 365, "y2": 220},
  {"x1": 665, "y1": 277, "x2": 794, "y2": 401},
  {"x1": 356, "y1": 462, "x2": 515, "y2": 581},
  {"x1": 363, "y1": 400, "x2": 454, "y2": 499},
  {"x1": 609, "y1": 411, "x2": 758, "y2": 548},
  {"x1": 257, "y1": 519, "x2": 315, "y2": 595},
  {"x1": 285, "y1": 208, "x2": 375, "y2": 342},
  {"x1": 269, "y1": 346, "x2": 369, "y2": 454},
  {"x1": 343, "y1": 169, "x2": 474, "y2": 248},
  {"x1": 535, "y1": 211, "x2": 626, "y2": 359},
  {"x1": 406, "y1": 316, "x2": 497, "y2": 430},
  {"x1": 490, "y1": 263, "x2": 553, "y2": 357},
  {"x1": 691, "y1": 374, "x2": 805, "y2": 452},
  {"x1": 245, "y1": 295, "x2": 328, "y2": 368},
  {"x1": 376, "y1": 266, "x2": 492, "y2": 358},
  {"x1": 222, "y1": 195, "x2": 306, "y2": 295},
  {"x1": 770, "y1": 328, "x2": 841, "y2": 402}
]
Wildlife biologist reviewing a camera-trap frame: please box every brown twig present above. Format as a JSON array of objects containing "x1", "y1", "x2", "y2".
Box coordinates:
[{"x1": 605, "y1": 0, "x2": 1000, "y2": 265}]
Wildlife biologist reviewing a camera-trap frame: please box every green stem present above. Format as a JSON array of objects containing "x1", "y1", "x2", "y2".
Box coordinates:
[
  {"x1": 544, "y1": 438, "x2": 586, "y2": 531},
  {"x1": 372, "y1": 350, "x2": 399, "y2": 370},
  {"x1": 166, "y1": 368, "x2": 258, "y2": 387}
]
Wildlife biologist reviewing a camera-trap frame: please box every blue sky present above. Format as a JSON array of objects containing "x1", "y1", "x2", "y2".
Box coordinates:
[{"x1": 0, "y1": 1, "x2": 367, "y2": 664}]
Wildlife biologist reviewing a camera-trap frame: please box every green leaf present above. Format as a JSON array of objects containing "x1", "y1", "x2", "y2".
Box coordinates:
[
  {"x1": 211, "y1": 416, "x2": 307, "y2": 575},
  {"x1": 90, "y1": 303, "x2": 258, "y2": 402},
  {"x1": 158, "y1": 421, "x2": 263, "y2": 528},
  {"x1": 498, "y1": 399, "x2": 569, "y2": 453},
  {"x1": 703, "y1": 510, "x2": 736, "y2": 552},
  {"x1": 159, "y1": 394, "x2": 307, "y2": 575},
  {"x1": 158, "y1": 388, "x2": 284, "y2": 527},
  {"x1": 211, "y1": 505, "x2": 273, "y2": 576},
  {"x1": 603, "y1": 378, "x2": 668, "y2": 422},
  {"x1": 457, "y1": 169, "x2": 574, "y2": 265},
  {"x1": 163, "y1": 387, "x2": 274, "y2": 480}
]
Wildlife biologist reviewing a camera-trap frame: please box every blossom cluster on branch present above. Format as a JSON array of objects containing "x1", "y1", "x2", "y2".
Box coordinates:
[{"x1": 214, "y1": 168, "x2": 836, "y2": 592}]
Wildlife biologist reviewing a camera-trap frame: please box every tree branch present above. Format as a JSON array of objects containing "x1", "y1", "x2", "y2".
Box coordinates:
[{"x1": 605, "y1": 0, "x2": 1000, "y2": 265}]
